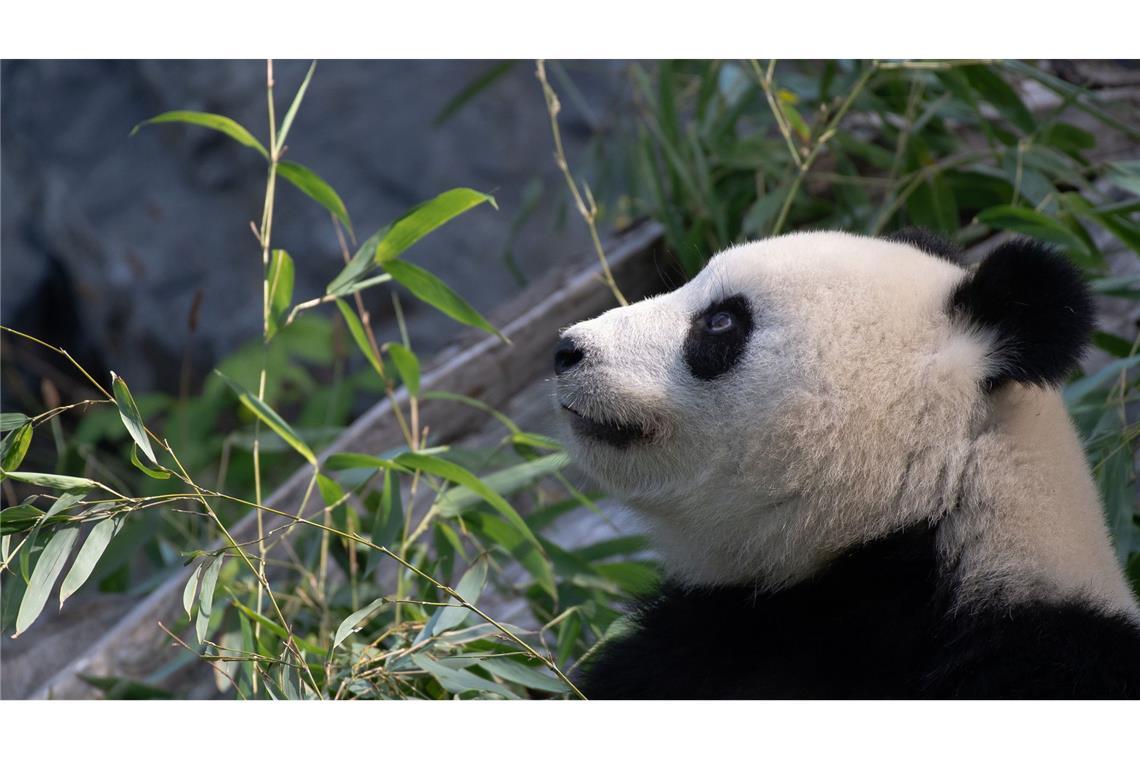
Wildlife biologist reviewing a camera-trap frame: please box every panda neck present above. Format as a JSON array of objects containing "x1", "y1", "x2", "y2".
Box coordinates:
[{"x1": 940, "y1": 384, "x2": 1138, "y2": 617}]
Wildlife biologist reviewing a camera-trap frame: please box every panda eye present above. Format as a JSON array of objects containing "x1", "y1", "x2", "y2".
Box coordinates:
[
  {"x1": 705, "y1": 312, "x2": 734, "y2": 334},
  {"x1": 684, "y1": 294, "x2": 755, "y2": 381}
]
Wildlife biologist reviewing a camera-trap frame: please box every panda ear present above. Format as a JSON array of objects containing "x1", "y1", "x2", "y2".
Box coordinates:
[
  {"x1": 949, "y1": 238, "x2": 1094, "y2": 389},
  {"x1": 884, "y1": 227, "x2": 964, "y2": 265}
]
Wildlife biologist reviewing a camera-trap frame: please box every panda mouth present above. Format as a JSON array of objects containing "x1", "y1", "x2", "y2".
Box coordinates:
[{"x1": 560, "y1": 404, "x2": 649, "y2": 448}]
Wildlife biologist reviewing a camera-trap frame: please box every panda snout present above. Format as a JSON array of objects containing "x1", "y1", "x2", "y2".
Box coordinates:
[{"x1": 553, "y1": 335, "x2": 586, "y2": 375}]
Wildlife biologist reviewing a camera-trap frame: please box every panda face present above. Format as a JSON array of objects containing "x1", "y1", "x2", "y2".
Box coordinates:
[{"x1": 555, "y1": 231, "x2": 994, "y2": 587}]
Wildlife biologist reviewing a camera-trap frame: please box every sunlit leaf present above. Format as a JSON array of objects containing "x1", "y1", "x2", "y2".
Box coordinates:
[
  {"x1": 277, "y1": 161, "x2": 352, "y2": 234},
  {"x1": 112, "y1": 372, "x2": 156, "y2": 465},
  {"x1": 276, "y1": 61, "x2": 317, "y2": 152},
  {"x1": 383, "y1": 259, "x2": 502, "y2": 338},
  {"x1": 436, "y1": 453, "x2": 568, "y2": 517},
  {"x1": 130, "y1": 444, "x2": 170, "y2": 479},
  {"x1": 130, "y1": 111, "x2": 268, "y2": 159},
  {"x1": 375, "y1": 188, "x2": 495, "y2": 264},
  {"x1": 215, "y1": 371, "x2": 316, "y2": 465},
  {"x1": 1, "y1": 424, "x2": 33, "y2": 473}
]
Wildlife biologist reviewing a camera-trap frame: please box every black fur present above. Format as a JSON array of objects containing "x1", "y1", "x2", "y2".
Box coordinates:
[
  {"x1": 579, "y1": 524, "x2": 1140, "y2": 699},
  {"x1": 684, "y1": 294, "x2": 754, "y2": 381},
  {"x1": 885, "y1": 227, "x2": 964, "y2": 264},
  {"x1": 949, "y1": 238, "x2": 1095, "y2": 389}
]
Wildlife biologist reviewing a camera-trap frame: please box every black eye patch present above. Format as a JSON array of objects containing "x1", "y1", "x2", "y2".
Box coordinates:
[{"x1": 684, "y1": 294, "x2": 754, "y2": 380}]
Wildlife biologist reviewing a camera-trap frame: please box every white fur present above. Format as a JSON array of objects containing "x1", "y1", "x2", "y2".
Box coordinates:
[{"x1": 556, "y1": 231, "x2": 1138, "y2": 617}]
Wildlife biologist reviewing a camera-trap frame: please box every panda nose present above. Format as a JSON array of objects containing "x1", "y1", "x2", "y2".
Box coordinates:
[{"x1": 554, "y1": 336, "x2": 585, "y2": 375}]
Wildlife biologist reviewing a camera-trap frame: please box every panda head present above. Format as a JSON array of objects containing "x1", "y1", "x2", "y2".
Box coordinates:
[{"x1": 555, "y1": 230, "x2": 1095, "y2": 589}]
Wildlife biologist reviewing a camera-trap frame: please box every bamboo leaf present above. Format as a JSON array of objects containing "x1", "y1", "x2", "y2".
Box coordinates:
[
  {"x1": 436, "y1": 453, "x2": 568, "y2": 517},
  {"x1": 215, "y1": 371, "x2": 316, "y2": 465},
  {"x1": 975, "y1": 206, "x2": 1095, "y2": 262},
  {"x1": 1, "y1": 424, "x2": 33, "y2": 473},
  {"x1": 383, "y1": 259, "x2": 501, "y2": 338},
  {"x1": 266, "y1": 249, "x2": 295, "y2": 341},
  {"x1": 332, "y1": 598, "x2": 386, "y2": 649},
  {"x1": 365, "y1": 469, "x2": 403, "y2": 575},
  {"x1": 1, "y1": 472, "x2": 99, "y2": 493},
  {"x1": 130, "y1": 111, "x2": 268, "y2": 159},
  {"x1": 479, "y1": 657, "x2": 570, "y2": 694},
  {"x1": 335, "y1": 300, "x2": 384, "y2": 378},
  {"x1": 195, "y1": 556, "x2": 221, "y2": 644},
  {"x1": 112, "y1": 372, "x2": 156, "y2": 465},
  {"x1": 385, "y1": 343, "x2": 421, "y2": 397},
  {"x1": 434, "y1": 61, "x2": 515, "y2": 125},
  {"x1": 276, "y1": 61, "x2": 317, "y2": 152},
  {"x1": 435, "y1": 558, "x2": 487, "y2": 633},
  {"x1": 410, "y1": 653, "x2": 517, "y2": 698},
  {"x1": 277, "y1": 161, "x2": 352, "y2": 234},
  {"x1": 14, "y1": 527, "x2": 78, "y2": 637},
  {"x1": 130, "y1": 444, "x2": 171, "y2": 479},
  {"x1": 59, "y1": 517, "x2": 122, "y2": 606},
  {"x1": 374, "y1": 188, "x2": 495, "y2": 264},
  {"x1": 0, "y1": 413, "x2": 29, "y2": 433},
  {"x1": 396, "y1": 452, "x2": 539, "y2": 546},
  {"x1": 183, "y1": 562, "x2": 202, "y2": 620}
]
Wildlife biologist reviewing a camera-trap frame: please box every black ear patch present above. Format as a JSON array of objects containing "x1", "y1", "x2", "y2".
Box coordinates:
[
  {"x1": 885, "y1": 227, "x2": 964, "y2": 265},
  {"x1": 949, "y1": 238, "x2": 1094, "y2": 389}
]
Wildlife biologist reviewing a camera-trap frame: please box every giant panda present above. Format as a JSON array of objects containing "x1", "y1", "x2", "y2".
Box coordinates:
[{"x1": 552, "y1": 229, "x2": 1140, "y2": 699}]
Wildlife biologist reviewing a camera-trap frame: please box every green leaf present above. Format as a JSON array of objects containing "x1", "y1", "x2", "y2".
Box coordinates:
[
  {"x1": 266, "y1": 249, "x2": 295, "y2": 341},
  {"x1": 410, "y1": 653, "x2": 517, "y2": 698},
  {"x1": 326, "y1": 228, "x2": 389, "y2": 296},
  {"x1": 366, "y1": 469, "x2": 403, "y2": 575},
  {"x1": 112, "y1": 372, "x2": 156, "y2": 465},
  {"x1": 374, "y1": 188, "x2": 495, "y2": 264},
  {"x1": 395, "y1": 452, "x2": 540, "y2": 551},
  {"x1": 1, "y1": 503, "x2": 47, "y2": 536},
  {"x1": 78, "y1": 675, "x2": 174, "y2": 700},
  {"x1": 130, "y1": 444, "x2": 171, "y2": 479},
  {"x1": 332, "y1": 597, "x2": 386, "y2": 649},
  {"x1": 1, "y1": 424, "x2": 33, "y2": 472},
  {"x1": 434, "y1": 61, "x2": 515, "y2": 125},
  {"x1": 975, "y1": 206, "x2": 1095, "y2": 262},
  {"x1": 14, "y1": 526, "x2": 78, "y2": 636},
  {"x1": 1, "y1": 472, "x2": 99, "y2": 493},
  {"x1": 324, "y1": 452, "x2": 405, "y2": 472},
  {"x1": 435, "y1": 558, "x2": 487, "y2": 633},
  {"x1": 0, "y1": 413, "x2": 29, "y2": 433},
  {"x1": 130, "y1": 111, "x2": 268, "y2": 159},
  {"x1": 215, "y1": 371, "x2": 316, "y2": 466},
  {"x1": 335, "y1": 300, "x2": 385, "y2": 379},
  {"x1": 195, "y1": 556, "x2": 221, "y2": 644},
  {"x1": 183, "y1": 562, "x2": 202, "y2": 620},
  {"x1": 276, "y1": 61, "x2": 317, "y2": 152},
  {"x1": 316, "y1": 473, "x2": 345, "y2": 507},
  {"x1": 383, "y1": 258, "x2": 501, "y2": 338},
  {"x1": 458, "y1": 512, "x2": 557, "y2": 602},
  {"x1": 386, "y1": 343, "x2": 421, "y2": 397},
  {"x1": 277, "y1": 160, "x2": 352, "y2": 234},
  {"x1": 436, "y1": 453, "x2": 568, "y2": 517},
  {"x1": 1063, "y1": 355, "x2": 1140, "y2": 404},
  {"x1": 478, "y1": 657, "x2": 570, "y2": 694},
  {"x1": 59, "y1": 517, "x2": 122, "y2": 606},
  {"x1": 1106, "y1": 160, "x2": 1140, "y2": 196},
  {"x1": 231, "y1": 599, "x2": 328, "y2": 658},
  {"x1": 962, "y1": 66, "x2": 1035, "y2": 133}
]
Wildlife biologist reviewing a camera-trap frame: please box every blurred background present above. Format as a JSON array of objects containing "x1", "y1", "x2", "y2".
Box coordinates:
[{"x1": 1, "y1": 60, "x2": 1137, "y2": 700}]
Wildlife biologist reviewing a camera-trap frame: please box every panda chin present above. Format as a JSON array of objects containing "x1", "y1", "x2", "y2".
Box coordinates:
[{"x1": 560, "y1": 404, "x2": 649, "y2": 448}]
